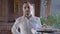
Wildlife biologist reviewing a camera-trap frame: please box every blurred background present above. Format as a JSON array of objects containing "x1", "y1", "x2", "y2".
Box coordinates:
[{"x1": 0, "y1": 0, "x2": 60, "y2": 34}]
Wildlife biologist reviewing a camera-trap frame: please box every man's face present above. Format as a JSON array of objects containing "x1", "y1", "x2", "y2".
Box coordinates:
[{"x1": 23, "y1": 3, "x2": 30, "y2": 16}]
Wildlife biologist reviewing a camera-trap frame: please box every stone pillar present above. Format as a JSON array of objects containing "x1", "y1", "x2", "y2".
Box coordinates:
[{"x1": 44, "y1": 0, "x2": 51, "y2": 18}]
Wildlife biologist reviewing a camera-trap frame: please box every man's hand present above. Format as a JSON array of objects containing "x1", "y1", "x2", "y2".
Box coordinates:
[
  {"x1": 41, "y1": 23, "x2": 47, "y2": 30},
  {"x1": 31, "y1": 28, "x2": 36, "y2": 34}
]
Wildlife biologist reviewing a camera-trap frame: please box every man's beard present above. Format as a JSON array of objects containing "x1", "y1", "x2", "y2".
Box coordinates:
[
  {"x1": 26, "y1": 13, "x2": 31, "y2": 16},
  {"x1": 25, "y1": 11, "x2": 31, "y2": 16},
  {"x1": 25, "y1": 13, "x2": 32, "y2": 19},
  {"x1": 23, "y1": 11, "x2": 31, "y2": 17}
]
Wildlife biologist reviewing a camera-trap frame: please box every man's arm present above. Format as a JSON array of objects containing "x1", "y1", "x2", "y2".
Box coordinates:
[
  {"x1": 35, "y1": 17, "x2": 42, "y2": 34},
  {"x1": 11, "y1": 19, "x2": 21, "y2": 34},
  {"x1": 31, "y1": 17, "x2": 42, "y2": 34},
  {"x1": 36, "y1": 17, "x2": 42, "y2": 30}
]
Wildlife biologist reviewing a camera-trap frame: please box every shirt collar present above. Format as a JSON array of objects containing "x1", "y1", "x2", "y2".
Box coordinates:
[{"x1": 23, "y1": 15, "x2": 34, "y2": 20}]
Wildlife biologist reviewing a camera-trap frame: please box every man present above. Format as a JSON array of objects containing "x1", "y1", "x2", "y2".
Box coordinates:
[{"x1": 11, "y1": 2, "x2": 42, "y2": 34}]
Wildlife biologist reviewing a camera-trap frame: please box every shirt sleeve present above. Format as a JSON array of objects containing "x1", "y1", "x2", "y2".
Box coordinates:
[
  {"x1": 35, "y1": 17, "x2": 42, "y2": 30},
  {"x1": 11, "y1": 19, "x2": 21, "y2": 34}
]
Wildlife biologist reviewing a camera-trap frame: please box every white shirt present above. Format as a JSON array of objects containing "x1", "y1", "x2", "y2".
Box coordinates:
[{"x1": 11, "y1": 16, "x2": 42, "y2": 34}]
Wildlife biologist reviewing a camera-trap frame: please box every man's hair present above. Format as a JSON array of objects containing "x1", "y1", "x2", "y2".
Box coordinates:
[{"x1": 23, "y1": 1, "x2": 29, "y2": 7}]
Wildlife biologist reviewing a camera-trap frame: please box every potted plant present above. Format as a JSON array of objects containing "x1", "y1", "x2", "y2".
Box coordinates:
[
  {"x1": 40, "y1": 15, "x2": 56, "y2": 26},
  {"x1": 40, "y1": 14, "x2": 60, "y2": 29}
]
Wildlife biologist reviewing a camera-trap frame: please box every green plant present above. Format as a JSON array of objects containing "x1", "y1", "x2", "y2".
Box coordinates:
[
  {"x1": 40, "y1": 16, "x2": 45, "y2": 25},
  {"x1": 40, "y1": 12, "x2": 60, "y2": 29},
  {"x1": 40, "y1": 13, "x2": 60, "y2": 29},
  {"x1": 53, "y1": 12, "x2": 60, "y2": 29},
  {"x1": 40, "y1": 15, "x2": 56, "y2": 26}
]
